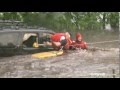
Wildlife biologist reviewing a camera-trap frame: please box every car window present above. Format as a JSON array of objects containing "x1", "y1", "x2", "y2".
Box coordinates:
[
  {"x1": 0, "y1": 32, "x2": 19, "y2": 47},
  {"x1": 22, "y1": 33, "x2": 38, "y2": 48},
  {"x1": 38, "y1": 32, "x2": 53, "y2": 44}
]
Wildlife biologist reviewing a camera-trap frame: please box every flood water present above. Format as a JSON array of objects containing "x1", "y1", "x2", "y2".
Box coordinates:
[
  {"x1": 0, "y1": 31, "x2": 119, "y2": 78},
  {"x1": 0, "y1": 47, "x2": 119, "y2": 78}
]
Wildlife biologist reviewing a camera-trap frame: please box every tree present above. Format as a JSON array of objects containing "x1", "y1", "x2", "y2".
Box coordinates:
[{"x1": 0, "y1": 12, "x2": 119, "y2": 32}]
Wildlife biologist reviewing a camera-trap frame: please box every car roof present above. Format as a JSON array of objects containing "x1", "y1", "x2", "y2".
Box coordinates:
[{"x1": 0, "y1": 29, "x2": 55, "y2": 33}]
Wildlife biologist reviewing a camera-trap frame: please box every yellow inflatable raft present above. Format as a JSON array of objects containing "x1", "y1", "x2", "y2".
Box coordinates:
[{"x1": 32, "y1": 50, "x2": 63, "y2": 59}]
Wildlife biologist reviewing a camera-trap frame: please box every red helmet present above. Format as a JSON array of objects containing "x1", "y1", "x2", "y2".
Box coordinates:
[{"x1": 76, "y1": 33, "x2": 82, "y2": 40}]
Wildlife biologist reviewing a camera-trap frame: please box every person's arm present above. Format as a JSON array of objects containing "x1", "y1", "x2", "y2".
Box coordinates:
[
  {"x1": 52, "y1": 42, "x2": 61, "y2": 47},
  {"x1": 43, "y1": 41, "x2": 52, "y2": 46},
  {"x1": 33, "y1": 42, "x2": 52, "y2": 48}
]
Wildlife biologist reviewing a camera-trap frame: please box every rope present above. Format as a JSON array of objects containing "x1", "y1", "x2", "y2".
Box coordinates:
[{"x1": 87, "y1": 40, "x2": 119, "y2": 45}]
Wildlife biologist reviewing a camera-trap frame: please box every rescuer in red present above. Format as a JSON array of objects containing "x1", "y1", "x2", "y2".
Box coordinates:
[{"x1": 51, "y1": 32, "x2": 73, "y2": 50}]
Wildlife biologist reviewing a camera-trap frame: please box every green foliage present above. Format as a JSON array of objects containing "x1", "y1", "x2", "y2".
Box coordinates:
[{"x1": 0, "y1": 12, "x2": 119, "y2": 32}]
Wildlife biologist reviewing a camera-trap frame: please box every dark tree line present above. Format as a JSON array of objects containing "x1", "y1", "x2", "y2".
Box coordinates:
[{"x1": 0, "y1": 12, "x2": 119, "y2": 32}]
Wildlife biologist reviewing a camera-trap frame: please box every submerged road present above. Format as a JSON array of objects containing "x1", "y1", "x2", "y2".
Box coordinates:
[{"x1": 0, "y1": 48, "x2": 119, "y2": 78}]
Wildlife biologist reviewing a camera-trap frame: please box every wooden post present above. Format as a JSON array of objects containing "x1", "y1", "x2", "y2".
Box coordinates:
[{"x1": 112, "y1": 69, "x2": 115, "y2": 78}]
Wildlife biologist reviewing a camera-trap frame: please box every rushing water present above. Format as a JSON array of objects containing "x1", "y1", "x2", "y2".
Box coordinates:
[{"x1": 0, "y1": 48, "x2": 119, "y2": 78}]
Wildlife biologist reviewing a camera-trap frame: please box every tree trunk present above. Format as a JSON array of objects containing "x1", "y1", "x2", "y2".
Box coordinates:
[{"x1": 102, "y1": 13, "x2": 106, "y2": 30}]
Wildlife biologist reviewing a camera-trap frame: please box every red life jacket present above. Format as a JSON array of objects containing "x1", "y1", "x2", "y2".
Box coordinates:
[
  {"x1": 64, "y1": 38, "x2": 73, "y2": 49},
  {"x1": 51, "y1": 33, "x2": 65, "y2": 42}
]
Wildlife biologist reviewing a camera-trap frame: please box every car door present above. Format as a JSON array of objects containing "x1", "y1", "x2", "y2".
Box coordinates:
[{"x1": 21, "y1": 31, "x2": 54, "y2": 52}]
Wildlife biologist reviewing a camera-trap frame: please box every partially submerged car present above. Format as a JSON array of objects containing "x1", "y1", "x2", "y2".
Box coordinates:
[{"x1": 0, "y1": 29, "x2": 55, "y2": 56}]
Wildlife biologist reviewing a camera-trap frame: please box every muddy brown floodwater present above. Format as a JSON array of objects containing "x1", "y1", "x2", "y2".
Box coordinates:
[{"x1": 0, "y1": 47, "x2": 119, "y2": 78}]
